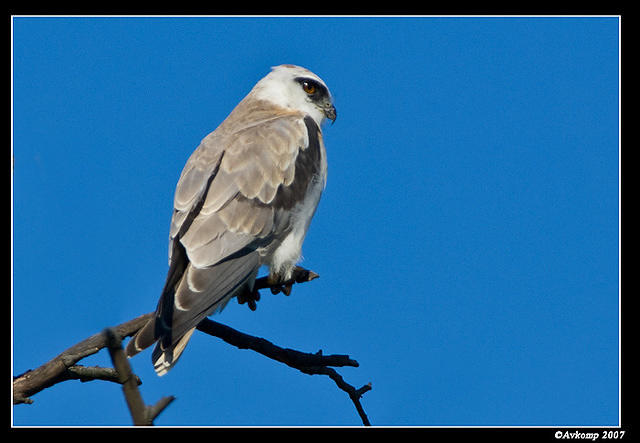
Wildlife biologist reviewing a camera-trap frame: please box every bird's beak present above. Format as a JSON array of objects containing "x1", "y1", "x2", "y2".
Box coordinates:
[{"x1": 324, "y1": 104, "x2": 337, "y2": 124}]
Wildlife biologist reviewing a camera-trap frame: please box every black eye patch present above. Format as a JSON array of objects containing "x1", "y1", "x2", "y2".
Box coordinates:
[{"x1": 294, "y1": 77, "x2": 327, "y2": 100}]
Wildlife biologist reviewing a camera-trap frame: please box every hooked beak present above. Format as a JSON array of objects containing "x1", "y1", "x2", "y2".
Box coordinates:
[{"x1": 324, "y1": 104, "x2": 337, "y2": 124}]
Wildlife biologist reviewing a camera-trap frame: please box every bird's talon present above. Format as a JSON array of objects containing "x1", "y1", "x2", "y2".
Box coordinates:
[{"x1": 238, "y1": 288, "x2": 260, "y2": 310}]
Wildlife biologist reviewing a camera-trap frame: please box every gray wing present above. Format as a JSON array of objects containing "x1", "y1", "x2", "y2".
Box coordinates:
[{"x1": 125, "y1": 109, "x2": 322, "y2": 375}]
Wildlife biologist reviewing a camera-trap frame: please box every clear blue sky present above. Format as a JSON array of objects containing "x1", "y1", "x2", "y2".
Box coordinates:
[{"x1": 12, "y1": 16, "x2": 620, "y2": 426}]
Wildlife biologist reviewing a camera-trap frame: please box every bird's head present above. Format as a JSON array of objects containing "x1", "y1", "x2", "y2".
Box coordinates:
[{"x1": 251, "y1": 64, "x2": 336, "y2": 127}]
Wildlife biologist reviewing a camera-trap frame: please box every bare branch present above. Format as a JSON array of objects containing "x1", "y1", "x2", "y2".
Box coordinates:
[
  {"x1": 197, "y1": 319, "x2": 358, "y2": 369},
  {"x1": 301, "y1": 366, "x2": 372, "y2": 426},
  {"x1": 238, "y1": 266, "x2": 320, "y2": 310},
  {"x1": 13, "y1": 313, "x2": 153, "y2": 405},
  {"x1": 147, "y1": 396, "x2": 177, "y2": 423},
  {"x1": 254, "y1": 266, "x2": 320, "y2": 291},
  {"x1": 104, "y1": 328, "x2": 151, "y2": 425},
  {"x1": 64, "y1": 365, "x2": 141, "y2": 385},
  {"x1": 196, "y1": 318, "x2": 372, "y2": 426},
  {"x1": 13, "y1": 271, "x2": 372, "y2": 425}
]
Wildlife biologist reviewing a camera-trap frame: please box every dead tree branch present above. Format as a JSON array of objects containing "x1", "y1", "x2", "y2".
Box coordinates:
[
  {"x1": 197, "y1": 318, "x2": 372, "y2": 426},
  {"x1": 13, "y1": 271, "x2": 372, "y2": 425},
  {"x1": 104, "y1": 328, "x2": 175, "y2": 425},
  {"x1": 60, "y1": 365, "x2": 141, "y2": 386},
  {"x1": 13, "y1": 313, "x2": 153, "y2": 405}
]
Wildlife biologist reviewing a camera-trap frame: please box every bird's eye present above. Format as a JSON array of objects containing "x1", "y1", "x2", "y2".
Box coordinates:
[{"x1": 302, "y1": 81, "x2": 317, "y2": 95}]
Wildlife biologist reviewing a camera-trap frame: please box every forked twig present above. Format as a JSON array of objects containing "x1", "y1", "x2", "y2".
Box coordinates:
[
  {"x1": 197, "y1": 318, "x2": 372, "y2": 426},
  {"x1": 104, "y1": 328, "x2": 174, "y2": 425}
]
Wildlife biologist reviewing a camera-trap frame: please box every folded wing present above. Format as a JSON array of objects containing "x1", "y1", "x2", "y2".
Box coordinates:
[{"x1": 125, "y1": 106, "x2": 321, "y2": 375}]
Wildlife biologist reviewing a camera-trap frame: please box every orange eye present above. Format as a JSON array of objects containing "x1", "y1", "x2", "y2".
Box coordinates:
[{"x1": 302, "y1": 81, "x2": 316, "y2": 95}]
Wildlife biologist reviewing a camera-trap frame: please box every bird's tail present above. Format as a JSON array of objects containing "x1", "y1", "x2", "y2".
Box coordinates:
[
  {"x1": 124, "y1": 317, "x2": 157, "y2": 358},
  {"x1": 125, "y1": 250, "x2": 260, "y2": 376},
  {"x1": 124, "y1": 317, "x2": 196, "y2": 376},
  {"x1": 151, "y1": 327, "x2": 196, "y2": 376}
]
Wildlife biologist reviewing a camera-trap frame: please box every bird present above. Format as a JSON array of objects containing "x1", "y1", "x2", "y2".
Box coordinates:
[{"x1": 125, "y1": 65, "x2": 336, "y2": 376}]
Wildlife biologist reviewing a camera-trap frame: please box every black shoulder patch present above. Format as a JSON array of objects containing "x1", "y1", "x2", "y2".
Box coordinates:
[{"x1": 268, "y1": 116, "x2": 322, "y2": 211}]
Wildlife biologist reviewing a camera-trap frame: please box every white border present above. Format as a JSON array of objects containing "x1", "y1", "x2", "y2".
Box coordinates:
[{"x1": 10, "y1": 14, "x2": 623, "y2": 429}]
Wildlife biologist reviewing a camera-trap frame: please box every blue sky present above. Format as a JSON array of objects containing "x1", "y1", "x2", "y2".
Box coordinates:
[{"x1": 12, "y1": 16, "x2": 620, "y2": 427}]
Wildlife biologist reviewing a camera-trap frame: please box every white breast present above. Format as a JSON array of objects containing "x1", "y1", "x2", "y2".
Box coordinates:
[{"x1": 268, "y1": 171, "x2": 325, "y2": 280}]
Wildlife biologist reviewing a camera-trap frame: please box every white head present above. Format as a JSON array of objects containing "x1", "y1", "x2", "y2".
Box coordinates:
[{"x1": 250, "y1": 64, "x2": 336, "y2": 127}]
